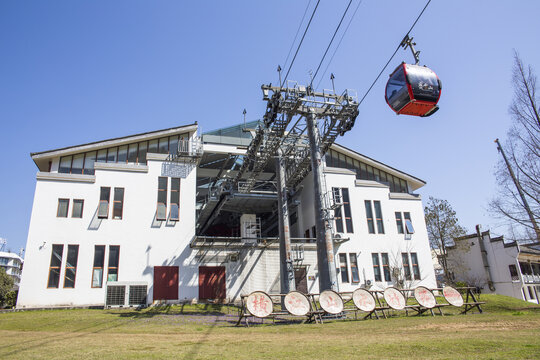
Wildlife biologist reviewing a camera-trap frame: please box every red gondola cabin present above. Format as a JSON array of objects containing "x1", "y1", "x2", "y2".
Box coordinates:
[{"x1": 385, "y1": 63, "x2": 441, "y2": 117}]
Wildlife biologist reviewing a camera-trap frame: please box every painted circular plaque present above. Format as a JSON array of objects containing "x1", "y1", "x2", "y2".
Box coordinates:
[
  {"x1": 443, "y1": 286, "x2": 464, "y2": 307},
  {"x1": 319, "y1": 290, "x2": 344, "y2": 314},
  {"x1": 246, "y1": 291, "x2": 273, "y2": 318},
  {"x1": 352, "y1": 288, "x2": 376, "y2": 312},
  {"x1": 414, "y1": 286, "x2": 436, "y2": 308},
  {"x1": 383, "y1": 287, "x2": 406, "y2": 310},
  {"x1": 284, "y1": 291, "x2": 311, "y2": 316}
]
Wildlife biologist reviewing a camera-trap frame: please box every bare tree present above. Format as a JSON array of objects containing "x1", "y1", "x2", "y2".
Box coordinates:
[
  {"x1": 490, "y1": 51, "x2": 540, "y2": 241},
  {"x1": 424, "y1": 197, "x2": 467, "y2": 282}
]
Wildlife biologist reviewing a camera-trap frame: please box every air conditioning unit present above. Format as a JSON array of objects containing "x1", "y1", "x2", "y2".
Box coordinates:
[{"x1": 105, "y1": 282, "x2": 148, "y2": 308}]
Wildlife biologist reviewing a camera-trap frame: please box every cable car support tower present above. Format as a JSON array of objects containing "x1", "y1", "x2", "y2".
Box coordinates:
[{"x1": 233, "y1": 81, "x2": 359, "y2": 293}]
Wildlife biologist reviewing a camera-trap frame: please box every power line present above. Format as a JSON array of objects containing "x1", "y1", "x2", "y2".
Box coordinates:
[
  {"x1": 309, "y1": 0, "x2": 354, "y2": 89},
  {"x1": 281, "y1": 0, "x2": 321, "y2": 87},
  {"x1": 315, "y1": 0, "x2": 363, "y2": 90},
  {"x1": 282, "y1": 0, "x2": 313, "y2": 73},
  {"x1": 357, "y1": 0, "x2": 432, "y2": 107}
]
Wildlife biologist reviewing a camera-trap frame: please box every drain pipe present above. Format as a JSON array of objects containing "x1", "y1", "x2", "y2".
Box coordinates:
[{"x1": 476, "y1": 225, "x2": 496, "y2": 291}]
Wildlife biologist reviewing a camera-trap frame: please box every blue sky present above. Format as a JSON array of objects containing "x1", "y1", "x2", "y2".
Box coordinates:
[{"x1": 1, "y1": 1, "x2": 539, "y2": 254}]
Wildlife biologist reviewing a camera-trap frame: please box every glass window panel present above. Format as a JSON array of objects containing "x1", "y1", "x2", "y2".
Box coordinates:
[
  {"x1": 64, "y1": 245, "x2": 79, "y2": 288},
  {"x1": 400, "y1": 179, "x2": 408, "y2": 193},
  {"x1": 117, "y1": 145, "x2": 128, "y2": 163},
  {"x1": 84, "y1": 151, "x2": 96, "y2": 175},
  {"x1": 107, "y1": 147, "x2": 118, "y2": 163},
  {"x1": 59, "y1": 156, "x2": 72, "y2": 173},
  {"x1": 48, "y1": 244, "x2": 64, "y2": 288},
  {"x1": 169, "y1": 136, "x2": 179, "y2": 155},
  {"x1": 50, "y1": 244, "x2": 63, "y2": 268},
  {"x1": 374, "y1": 201, "x2": 384, "y2": 234},
  {"x1": 367, "y1": 166, "x2": 374, "y2": 180},
  {"x1": 372, "y1": 253, "x2": 381, "y2": 282},
  {"x1": 381, "y1": 253, "x2": 391, "y2": 281},
  {"x1": 411, "y1": 253, "x2": 421, "y2": 280},
  {"x1": 48, "y1": 268, "x2": 61, "y2": 288},
  {"x1": 157, "y1": 203, "x2": 167, "y2": 220},
  {"x1": 402, "y1": 253, "x2": 411, "y2": 280},
  {"x1": 108, "y1": 246, "x2": 119, "y2": 267},
  {"x1": 113, "y1": 188, "x2": 124, "y2": 220},
  {"x1": 405, "y1": 219, "x2": 415, "y2": 234},
  {"x1": 350, "y1": 254, "x2": 359, "y2": 283},
  {"x1": 97, "y1": 149, "x2": 107, "y2": 163},
  {"x1": 72, "y1": 199, "x2": 84, "y2": 218},
  {"x1": 92, "y1": 269, "x2": 103, "y2": 288},
  {"x1": 170, "y1": 204, "x2": 179, "y2": 221},
  {"x1": 70, "y1": 154, "x2": 84, "y2": 174},
  {"x1": 128, "y1": 144, "x2": 138, "y2": 163},
  {"x1": 57, "y1": 199, "x2": 69, "y2": 217},
  {"x1": 98, "y1": 187, "x2": 110, "y2": 218},
  {"x1": 158, "y1": 137, "x2": 169, "y2": 154},
  {"x1": 93, "y1": 246, "x2": 105, "y2": 268},
  {"x1": 395, "y1": 212, "x2": 404, "y2": 234},
  {"x1": 339, "y1": 253, "x2": 349, "y2": 283},
  {"x1": 138, "y1": 142, "x2": 148, "y2": 164},
  {"x1": 365, "y1": 200, "x2": 375, "y2": 234},
  {"x1": 148, "y1": 139, "x2": 158, "y2": 153}
]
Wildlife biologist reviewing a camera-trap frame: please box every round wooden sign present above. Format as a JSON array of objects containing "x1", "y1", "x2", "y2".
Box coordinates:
[
  {"x1": 443, "y1": 286, "x2": 464, "y2": 307},
  {"x1": 246, "y1": 291, "x2": 273, "y2": 318},
  {"x1": 414, "y1": 286, "x2": 436, "y2": 308},
  {"x1": 352, "y1": 288, "x2": 376, "y2": 312},
  {"x1": 284, "y1": 291, "x2": 311, "y2": 316},
  {"x1": 383, "y1": 287, "x2": 406, "y2": 310},
  {"x1": 319, "y1": 290, "x2": 344, "y2": 314}
]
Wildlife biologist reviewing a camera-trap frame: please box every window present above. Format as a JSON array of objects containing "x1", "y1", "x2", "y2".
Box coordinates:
[
  {"x1": 350, "y1": 253, "x2": 360, "y2": 283},
  {"x1": 365, "y1": 201, "x2": 375, "y2": 234},
  {"x1": 304, "y1": 229, "x2": 310, "y2": 239},
  {"x1": 63, "y1": 245, "x2": 79, "y2": 288},
  {"x1": 170, "y1": 178, "x2": 180, "y2": 221},
  {"x1": 92, "y1": 245, "x2": 105, "y2": 288},
  {"x1": 157, "y1": 177, "x2": 168, "y2": 220},
  {"x1": 402, "y1": 253, "x2": 411, "y2": 281},
  {"x1": 117, "y1": 145, "x2": 128, "y2": 163},
  {"x1": 57, "y1": 199, "x2": 69, "y2": 218},
  {"x1": 107, "y1": 147, "x2": 118, "y2": 163},
  {"x1": 71, "y1": 154, "x2": 84, "y2": 174},
  {"x1": 98, "y1": 187, "x2": 110, "y2": 219},
  {"x1": 311, "y1": 225, "x2": 316, "y2": 240},
  {"x1": 411, "y1": 253, "x2": 421, "y2": 280},
  {"x1": 404, "y1": 212, "x2": 414, "y2": 234},
  {"x1": 372, "y1": 253, "x2": 381, "y2": 282},
  {"x1": 84, "y1": 152, "x2": 96, "y2": 175},
  {"x1": 342, "y1": 188, "x2": 354, "y2": 233},
  {"x1": 395, "y1": 212, "x2": 404, "y2": 234},
  {"x1": 509, "y1": 264, "x2": 519, "y2": 280},
  {"x1": 107, "y1": 246, "x2": 120, "y2": 282},
  {"x1": 47, "y1": 245, "x2": 64, "y2": 288},
  {"x1": 333, "y1": 188, "x2": 344, "y2": 233},
  {"x1": 339, "y1": 253, "x2": 349, "y2": 283},
  {"x1": 374, "y1": 201, "x2": 384, "y2": 234},
  {"x1": 59, "y1": 156, "x2": 72, "y2": 173},
  {"x1": 381, "y1": 253, "x2": 391, "y2": 281},
  {"x1": 113, "y1": 188, "x2": 124, "y2": 220},
  {"x1": 72, "y1": 199, "x2": 84, "y2": 218},
  {"x1": 158, "y1": 137, "x2": 169, "y2": 154}
]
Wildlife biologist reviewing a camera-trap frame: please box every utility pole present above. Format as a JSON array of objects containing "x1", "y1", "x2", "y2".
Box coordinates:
[
  {"x1": 495, "y1": 138, "x2": 540, "y2": 241},
  {"x1": 276, "y1": 148, "x2": 295, "y2": 297},
  {"x1": 307, "y1": 111, "x2": 337, "y2": 291}
]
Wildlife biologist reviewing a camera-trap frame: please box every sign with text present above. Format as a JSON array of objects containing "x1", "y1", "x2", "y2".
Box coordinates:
[
  {"x1": 443, "y1": 286, "x2": 464, "y2": 307},
  {"x1": 246, "y1": 291, "x2": 273, "y2": 318},
  {"x1": 414, "y1": 286, "x2": 437, "y2": 308},
  {"x1": 384, "y1": 287, "x2": 406, "y2": 310},
  {"x1": 284, "y1": 291, "x2": 311, "y2": 316},
  {"x1": 319, "y1": 290, "x2": 344, "y2": 314},
  {"x1": 352, "y1": 288, "x2": 376, "y2": 312}
]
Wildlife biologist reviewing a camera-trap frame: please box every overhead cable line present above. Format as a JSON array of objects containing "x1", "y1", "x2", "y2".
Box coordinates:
[
  {"x1": 281, "y1": 0, "x2": 321, "y2": 87},
  {"x1": 309, "y1": 0, "x2": 354, "y2": 89},
  {"x1": 315, "y1": 0, "x2": 364, "y2": 90},
  {"x1": 357, "y1": 0, "x2": 432, "y2": 107},
  {"x1": 282, "y1": 0, "x2": 313, "y2": 73}
]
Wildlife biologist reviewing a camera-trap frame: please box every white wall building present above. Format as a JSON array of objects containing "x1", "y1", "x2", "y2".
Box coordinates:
[
  {"x1": 0, "y1": 251, "x2": 23, "y2": 290},
  {"x1": 17, "y1": 122, "x2": 436, "y2": 308},
  {"x1": 447, "y1": 229, "x2": 540, "y2": 304}
]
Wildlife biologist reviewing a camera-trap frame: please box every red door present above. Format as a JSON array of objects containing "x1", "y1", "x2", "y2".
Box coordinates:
[
  {"x1": 153, "y1": 266, "x2": 179, "y2": 300},
  {"x1": 199, "y1": 266, "x2": 226, "y2": 301}
]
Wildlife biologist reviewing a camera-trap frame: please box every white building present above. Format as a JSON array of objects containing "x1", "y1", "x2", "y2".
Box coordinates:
[
  {"x1": 447, "y1": 229, "x2": 540, "y2": 304},
  {"x1": 0, "y1": 251, "x2": 23, "y2": 290},
  {"x1": 17, "y1": 122, "x2": 436, "y2": 308}
]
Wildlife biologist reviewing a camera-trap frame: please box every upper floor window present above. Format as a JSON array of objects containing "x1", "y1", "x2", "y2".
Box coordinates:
[
  {"x1": 395, "y1": 212, "x2": 404, "y2": 234},
  {"x1": 113, "y1": 188, "x2": 124, "y2": 220},
  {"x1": 92, "y1": 245, "x2": 105, "y2": 288},
  {"x1": 57, "y1": 199, "x2": 69, "y2": 218},
  {"x1": 374, "y1": 201, "x2": 384, "y2": 234},
  {"x1": 509, "y1": 264, "x2": 519, "y2": 280},
  {"x1": 339, "y1": 253, "x2": 349, "y2": 283},
  {"x1": 372, "y1": 253, "x2": 382, "y2": 282},
  {"x1": 63, "y1": 245, "x2": 79, "y2": 288},
  {"x1": 410, "y1": 252, "x2": 421, "y2": 280},
  {"x1": 402, "y1": 253, "x2": 412, "y2": 281},
  {"x1": 157, "y1": 177, "x2": 168, "y2": 220},
  {"x1": 365, "y1": 201, "x2": 375, "y2": 234},
  {"x1": 381, "y1": 253, "x2": 391, "y2": 281},
  {"x1": 170, "y1": 178, "x2": 180, "y2": 221},
  {"x1": 365, "y1": 201, "x2": 384, "y2": 234},
  {"x1": 349, "y1": 254, "x2": 360, "y2": 283},
  {"x1": 107, "y1": 246, "x2": 120, "y2": 282},
  {"x1": 72, "y1": 199, "x2": 84, "y2": 218},
  {"x1": 98, "y1": 187, "x2": 110, "y2": 219},
  {"x1": 333, "y1": 188, "x2": 353, "y2": 233},
  {"x1": 404, "y1": 212, "x2": 414, "y2": 234}
]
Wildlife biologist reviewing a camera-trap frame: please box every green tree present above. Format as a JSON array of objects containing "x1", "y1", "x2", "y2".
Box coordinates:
[
  {"x1": 424, "y1": 196, "x2": 467, "y2": 282},
  {"x1": 0, "y1": 267, "x2": 14, "y2": 307}
]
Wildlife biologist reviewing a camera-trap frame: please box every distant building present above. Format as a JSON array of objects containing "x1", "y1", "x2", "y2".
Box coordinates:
[
  {"x1": 17, "y1": 122, "x2": 436, "y2": 308},
  {"x1": 447, "y1": 229, "x2": 540, "y2": 304},
  {"x1": 0, "y1": 251, "x2": 23, "y2": 290}
]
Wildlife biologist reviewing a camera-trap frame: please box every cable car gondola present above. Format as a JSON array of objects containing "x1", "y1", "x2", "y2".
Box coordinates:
[{"x1": 385, "y1": 62, "x2": 441, "y2": 117}]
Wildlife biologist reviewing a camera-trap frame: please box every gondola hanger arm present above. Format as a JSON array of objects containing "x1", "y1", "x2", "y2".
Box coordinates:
[{"x1": 401, "y1": 35, "x2": 421, "y2": 65}]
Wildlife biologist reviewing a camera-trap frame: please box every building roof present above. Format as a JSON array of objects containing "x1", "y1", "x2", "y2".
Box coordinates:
[{"x1": 0, "y1": 251, "x2": 23, "y2": 262}]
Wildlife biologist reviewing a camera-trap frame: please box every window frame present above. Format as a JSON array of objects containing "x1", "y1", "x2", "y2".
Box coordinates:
[
  {"x1": 411, "y1": 252, "x2": 421, "y2": 280},
  {"x1": 156, "y1": 177, "x2": 168, "y2": 221},
  {"x1": 91, "y1": 245, "x2": 106, "y2": 288},
  {"x1": 339, "y1": 253, "x2": 349, "y2": 283},
  {"x1": 113, "y1": 187, "x2": 124, "y2": 220},
  {"x1": 333, "y1": 187, "x2": 344, "y2": 233},
  {"x1": 365, "y1": 200, "x2": 375, "y2": 234},
  {"x1": 509, "y1": 264, "x2": 519, "y2": 280},
  {"x1": 98, "y1": 187, "x2": 111, "y2": 219},
  {"x1": 47, "y1": 244, "x2": 64, "y2": 289},
  {"x1": 71, "y1": 199, "x2": 84, "y2": 218},
  {"x1": 404, "y1": 212, "x2": 414, "y2": 234},
  {"x1": 373, "y1": 200, "x2": 384, "y2": 234},
  {"x1": 169, "y1": 178, "x2": 180, "y2": 221},
  {"x1": 372, "y1": 253, "x2": 382, "y2": 282},
  {"x1": 349, "y1": 253, "x2": 360, "y2": 283},
  {"x1": 381, "y1": 253, "x2": 391, "y2": 282},
  {"x1": 402, "y1": 253, "x2": 412, "y2": 281},
  {"x1": 342, "y1": 188, "x2": 354, "y2": 233},
  {"x1": 107, "y1": 245, "x2": 120, "y2": 282},
  {"x1": 63, "y1": 245, "x2": 79, "y2": 288},
  {"x1": 57, "y1": 198, "x2": 69, "y2": 218},
  {"x1": 395, "y1": 212, "x2": 404, "y2": 234}
]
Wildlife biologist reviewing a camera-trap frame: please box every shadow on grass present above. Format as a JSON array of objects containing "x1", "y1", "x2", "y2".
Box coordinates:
[{"x1": 108, "y1": 303, "x2": 242, "y2": 319}]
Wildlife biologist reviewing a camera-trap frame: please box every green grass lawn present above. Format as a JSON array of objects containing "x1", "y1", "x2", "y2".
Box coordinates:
[{"x1": 1, "y1": 295, "x2": 540, "y2": 359}]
